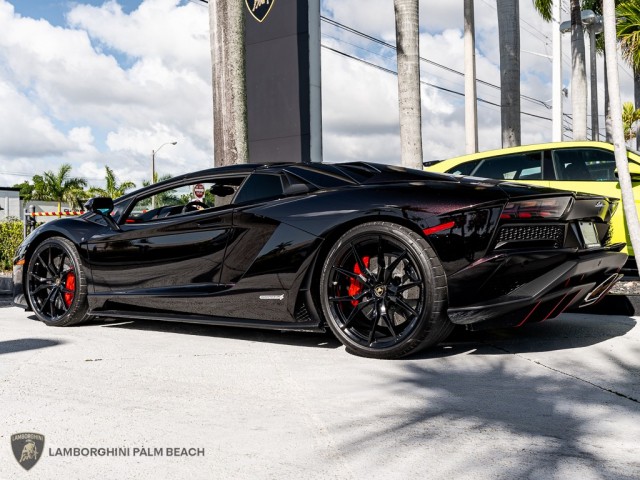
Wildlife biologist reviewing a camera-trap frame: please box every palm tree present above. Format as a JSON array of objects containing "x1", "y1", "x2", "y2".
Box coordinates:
[
  {"x1": 464, "y1": 0, "x2": 478, "y2": 153},
  {"x1": 533, "y1": 0, "x2": 566, "y2": 140},
  {"x1": 497, "y1": 0, "x2": 521, "y2": 147},
  {"x1": 209, "y1": 0, "x2": 248, "y2": 167},
  {"x1": 580, "y1": 0, "x2": 616, "y2": 142},
  {"x1": 533, "y1": 0, "x2": 552, "y2": 21},
  {"x1": 394, "y1": 0, "x2": 423, "y2": 169},
  {"x1": 13, "y1": 174, "x2": 51, "y2": 202},
  {"x1": 41, "y1": 164, "x2": 88, "y2": 216},
  {"x1": 536, "y1": 0, "x2": 590, "y2": 140},
  {"x1": 13, "y1": 181, "x2": 33, "y2": 201},
  {"x1": 617, "y1": 1, "x2": 640, "y2": 149},
  {"x1": 622, "y1": 101, "x2": 640, "y2": 143},
  {"x1": 88, "y1": 166, "x2": 136, "y2": 199},
  {"x1": 603, "y1": 0, "x2": 640, "y2": 272},
  {"x1": 570, "y1": 0, "x2": 589, "y2": 140},
  {"x1": 13, "y1": 178, "x2": 46, "y2": 202}
]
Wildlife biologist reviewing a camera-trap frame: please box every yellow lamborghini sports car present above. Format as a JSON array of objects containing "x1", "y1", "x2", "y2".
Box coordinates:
[{"x1": 426, "y1": 141, "x2": 640, "y2": 261}]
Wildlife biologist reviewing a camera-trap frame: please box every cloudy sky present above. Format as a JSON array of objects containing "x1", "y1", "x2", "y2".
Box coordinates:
[{"x1": 0, "y1": 0, "x2": 635, "y2": 190}]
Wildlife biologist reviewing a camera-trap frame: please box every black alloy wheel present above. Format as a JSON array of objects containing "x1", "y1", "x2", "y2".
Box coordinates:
[
  {"x1": 320, "y1": 222, "x2": 452, "y2": 359},
  {"x1": 26, "y1": 237, "x2": 89, "y2": 326}
]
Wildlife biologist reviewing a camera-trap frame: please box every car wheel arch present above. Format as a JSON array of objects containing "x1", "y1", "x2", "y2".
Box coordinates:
[
  {"x1": 303, "y1": 214, "x2": 437, "y2": 326},
  {"x1": 22, "y1": 233, "x2": 85, "y2": 304},
  {"x1": 316, "y1": 220, "x2": 453, "y2": 358},
  {"x1": 24, "y1": 235, "x2": 91, "y2": 326}
]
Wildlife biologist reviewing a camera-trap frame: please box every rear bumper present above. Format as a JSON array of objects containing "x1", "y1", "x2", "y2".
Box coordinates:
[{"x1": 447, "y1": 248, "x2": 627, "y2": 329}]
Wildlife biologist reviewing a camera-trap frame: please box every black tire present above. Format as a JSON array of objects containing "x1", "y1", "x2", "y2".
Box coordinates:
[
  {"x1": 319, "y1": 222, "x2": 453, "y2": 359},
  {"x1": 25, "y1": 237, "x2": 89, "y2": 326}
]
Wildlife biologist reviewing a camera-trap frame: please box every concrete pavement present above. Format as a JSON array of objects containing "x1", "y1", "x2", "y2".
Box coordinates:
[{"x1": 0, "y1": 299, "x2": 639, "y2": 479}]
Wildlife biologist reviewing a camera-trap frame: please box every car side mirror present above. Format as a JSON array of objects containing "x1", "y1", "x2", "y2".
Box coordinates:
[
  {"x1": 85, "y1": 197, "x2": 114, "y2": 215},
  {"x1": 84, "y1": 197, "x2": 120, "y2": 231}
]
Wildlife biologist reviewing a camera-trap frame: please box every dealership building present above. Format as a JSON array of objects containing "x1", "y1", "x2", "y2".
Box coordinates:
[
  {"x1": 0, "y1": 187, "x2": 21, "y2": 220},
  {"x1": 0, "y1": 187, "x2": 75, "y2": 223}
]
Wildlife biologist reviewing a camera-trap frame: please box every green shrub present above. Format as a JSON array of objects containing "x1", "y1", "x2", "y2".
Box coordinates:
[{"x1": 0, "y1": 219, "x2": 24, "y2": 271}]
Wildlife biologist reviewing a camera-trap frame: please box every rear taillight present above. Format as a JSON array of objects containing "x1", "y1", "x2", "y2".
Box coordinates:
[{"x1": 500, "y1": 197, "x2": 573, "y2": 220}]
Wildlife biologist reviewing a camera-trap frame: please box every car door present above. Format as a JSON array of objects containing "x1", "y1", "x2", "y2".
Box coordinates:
[
  {"x1": 86, "y1": 180, "x2": 236, "y2": 315},
  {"x1": 213, "y1": 171, "x2": 321, "y2": 322}
]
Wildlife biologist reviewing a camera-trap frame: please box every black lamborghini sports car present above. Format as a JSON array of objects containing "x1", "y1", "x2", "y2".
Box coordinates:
[{"x1": 13, "y1": 162, "x2": 627, "y2": 358}]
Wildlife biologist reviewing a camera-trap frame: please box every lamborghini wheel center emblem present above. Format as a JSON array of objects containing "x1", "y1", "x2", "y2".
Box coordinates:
[
  {"x1": 373, "y1": 285, "x2": 386, "y2": 298},
  {"x1": 246, "y1": 0, "x2": 276, "y2": 23}
]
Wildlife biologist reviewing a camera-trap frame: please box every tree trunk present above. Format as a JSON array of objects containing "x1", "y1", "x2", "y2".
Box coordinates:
[
  {"x1": 552, "y1": 0, "x2": 563, "y2": 142},
  {"x1": 570, "y1": 0, "x2": 588, "y2": 140},
  {"x1": 209, "y1": 0, "x2": 249, "y2": 167},
  {"x1": 588, "y1": 25, "x2": 599, "y2": 140},
  {"x1": 497, "y1": 0, "x2": 521, "y2": 147},
  {"x1": 464, "y1": 0, "x2": 478, "y2": 154},
  {"x1": 603, "y1": 0, "x2": 640, "y2": 272},
  {"x1": 604, "y1": 49, "x2": 613, "y2": 142},
  {"x1": 635, "y1": 66, "x2": 640, "y2": 150},
  {"x1": 394, "y1": 0, "x2": 423, "y2": 170}
]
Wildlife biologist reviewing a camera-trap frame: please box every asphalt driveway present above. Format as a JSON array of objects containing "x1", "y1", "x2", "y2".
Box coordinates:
[{"x1": 0, "y1": 298, "x2": 639, "y2": 479}]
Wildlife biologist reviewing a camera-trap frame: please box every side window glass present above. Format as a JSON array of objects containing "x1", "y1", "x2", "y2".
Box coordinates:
[
  {"x1": 125, "y1": 187, "x2": 183, "y2": 223},
  {"x1": 554, "y1": 149, "x2": 615, "y2": 181},
  {"x1": 233, "y1": 174, "x2": 284, "y2": 204},
  {"x1": 583, "y1": 149, "x2": 616, "y2": 181},
  {"x1": 122, "y1": 178, "x2": 243, "y2": 224},
  {"x1": 446, "y1": 160, "x2": 480, "y2": 176},
  {"x1": 472, "y1": 153, "x2": 542, "y2": 180}
]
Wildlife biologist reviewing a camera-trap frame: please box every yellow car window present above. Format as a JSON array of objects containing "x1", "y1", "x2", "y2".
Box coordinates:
[
  {"x1": 553, "y1": 148, "x2": 616, "y2": 181},
  {"x1": 472, "y1": 153, "x2": 543, "y2": 180}
]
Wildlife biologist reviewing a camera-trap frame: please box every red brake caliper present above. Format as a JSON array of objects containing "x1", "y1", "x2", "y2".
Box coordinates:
[
  {"x1": 63, "y1": 270, "x2": 76, "y2": 307},
  {"x1": 348, "y1": 256, "x2": 370, "y2": 306}
]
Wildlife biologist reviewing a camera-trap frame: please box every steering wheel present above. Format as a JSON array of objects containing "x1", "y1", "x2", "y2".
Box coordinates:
[{"x1": 182, "y1": 200, "x2": 208, "y2": 213}]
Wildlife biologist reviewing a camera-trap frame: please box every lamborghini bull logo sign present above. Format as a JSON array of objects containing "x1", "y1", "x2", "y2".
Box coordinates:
[
  {"x1": 11, "y1": 433, "x2": 45, "y2": 471},
  {"x1": 246, "y1": 0, "x2": 276, "y2": 22}
]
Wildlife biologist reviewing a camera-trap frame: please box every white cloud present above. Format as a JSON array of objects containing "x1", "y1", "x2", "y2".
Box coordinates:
[
  {"x1": 0, "y1": 0, "x2": 212, "y2": 188},
  {"x1": 0, "y1": 79, "x2": 76, "y2": 157},
  {"x1": 67, "y1": 0, "x2": 210, "y2": 75}
]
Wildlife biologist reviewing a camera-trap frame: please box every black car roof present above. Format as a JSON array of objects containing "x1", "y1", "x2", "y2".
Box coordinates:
[
  {"x1": 115, "y1": 161, "x2": 456, "y2": 204},
  {"x1": 154, "y1": 161, "x2": 453, "y2": 185}
]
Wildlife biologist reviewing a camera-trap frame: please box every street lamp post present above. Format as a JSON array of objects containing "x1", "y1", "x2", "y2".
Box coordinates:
[
  {"x1": 586, "y1": 15, "x2": 603, "y2": 141},
  {"x1": 151, "y1": 141, "x2": 177, "y2": 209}
]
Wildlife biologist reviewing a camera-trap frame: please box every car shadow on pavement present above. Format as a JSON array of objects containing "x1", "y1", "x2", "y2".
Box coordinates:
[
  {"x1": 417, "y1": 313, "x2": 637, "y2": 359},
  {"x1": 0, "y1": 338, "x2": 63, "y2": 356},
  {"x1": 97, "y1": 318, "x2": 342, "y2": 350},
  {"x1": 92, "y1": 312, "x2": 636, "y2": 357},
  {"x1": 16, "y1": 296, "x2": 637, "y2": 356}
]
